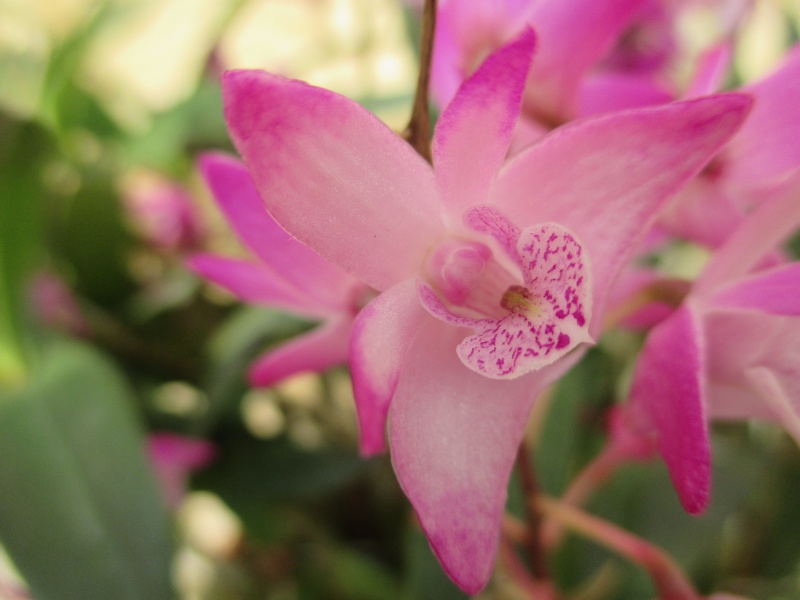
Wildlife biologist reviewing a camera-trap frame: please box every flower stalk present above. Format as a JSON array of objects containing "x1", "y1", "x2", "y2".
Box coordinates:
[
  {"x1": 535, "y1": 496, "x2": 699, "y2": 600},
  {"x1": 403, "y1": 0, "x2": 436, "y2": 163}
]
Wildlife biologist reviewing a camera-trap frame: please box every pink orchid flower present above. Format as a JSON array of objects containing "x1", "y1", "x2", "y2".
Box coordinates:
[
  {"x1": 188, "y1": 153, "x2": 370, "y2": 387},
  {"x1": 658, "y1": 43, "x2": 800, "y2": 248},
  {"x1": 221, "y1": 30, "x2": 751, "y2": 593},
  {"x1": 619, "y1": 174, "x2": 800, "y2": 514},
  {"x1": 148, "y1": 433, "x2": 216, "y2": 508},
  {"x1": 123, "y1": 173, "x2": 206, "y2": 253},
  {"x1": 431, "y1": 0, "x2": 650, "y2": 125}
]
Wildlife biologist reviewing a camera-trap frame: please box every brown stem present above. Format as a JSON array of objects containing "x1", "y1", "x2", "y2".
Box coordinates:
[
  {"x1": 403, "y1": 0, "x2": 436, "y2": 163},
  {"x1": 536, "y1": 496, "x2": 700, "y2": 600},
  {"x1": 516, "y1": 442, "x2": 549, "y2": 580}
]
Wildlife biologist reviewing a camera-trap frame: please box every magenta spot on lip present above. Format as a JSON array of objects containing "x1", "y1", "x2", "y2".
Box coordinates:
[{"x1": 556, "y1": 333, "x2": 571, "y2": 349}]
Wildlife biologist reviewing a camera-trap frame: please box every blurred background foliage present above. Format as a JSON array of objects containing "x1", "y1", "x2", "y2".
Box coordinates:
[{"x1": 1, "y1": 0, "x2": 800, "y2": 599}]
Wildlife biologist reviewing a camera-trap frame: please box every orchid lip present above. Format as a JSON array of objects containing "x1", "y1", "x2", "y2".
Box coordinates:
[{"x1": 420, "y1": 208, "x2": 594, "y2": 379}]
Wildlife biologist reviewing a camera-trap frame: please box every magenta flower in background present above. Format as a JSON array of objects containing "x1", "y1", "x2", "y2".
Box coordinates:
[
  {"x1": 188, "y1": 154, "x2": 371, "y2": 387},
  {"x1": 221, "y1": 29, "x2": 750, "y2": 592},
  {"x1": 148, "y1": 433, "x2": 216, "y2": 508},
  {"x1": 123, "y1": 173, "x2": 206, "y2": 253},
  {"x1": 618, "y1": 175, "x2": 800, "y2": 514},
  {"x1": 431, "y1": 0, "x2": 668, "y2": 129},
  {"x1": 658, "y1": 43, "x2": 800, "y2": 249},
  {"x1": 29, "y1": 272, "x2": 89, "y2": 337}
]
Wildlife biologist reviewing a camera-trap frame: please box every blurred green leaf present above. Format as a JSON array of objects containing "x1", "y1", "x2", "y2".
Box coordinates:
[
  {"x1": 196, "y1": 430, "x2": 367, "y2": 504},
  {"x1": 0, "y1": 339, "x2": 175, "y2": 600},
  {"x1": 536, "y1": 347, "x2": 619, "y2": 495},
  {"x1": 0, "y1": 118, "x2": 53, "y2": 385},
  {"x1": 124, "y1": 78, "x2": 231, "y2": 172},
  {"x1": 38, "y1": 2, "x2": 128, "y2": 134},
  {"x1": 329, "y1": 546, "x2": 402, "y2": 600},
  {"x1": 55, "y1": 169, "x2": 136, "y2": 306}
]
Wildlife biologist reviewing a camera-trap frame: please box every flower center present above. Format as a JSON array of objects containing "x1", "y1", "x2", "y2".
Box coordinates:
[
  {"x1": 425, "y1": 238, "x2": 519, "y2": 318},
  {"x1": 418, "y1": 206, "x2": 594, "y2": 379}
]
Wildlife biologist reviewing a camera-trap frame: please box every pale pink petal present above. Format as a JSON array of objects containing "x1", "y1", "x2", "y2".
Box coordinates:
[
  {"x1": 705, "y1": 309, "x2": 800, "y2": 434},
  {"x1": 684, "y1": 43, "x2": 732, "y2": 98},
  {"x1": 747, "y1": 367, "x2": 800, "y2": 446},
  {"x1": 725, "y1": 44, "x2": 800, "y2": 188},
  {"x1": 524, "y1": 0, "x2": 645, "y2": 120},
  {"x1": 658, "y1": 178, "x2": 745, "y2": 248},
  {"x1": 431, "y1": 0, "x2": 534, "y2": 108},
  {"x1": 628, "y1": 304, "x2": 710, "y2": 513},
  {"x1": 695, "y1": 172, "x2": 800, "y2": 292},
  {"x1": 578, "y1": 72, "x2": 673, "y2": 118},
  {"x1": 711, "y1": 264, "x2": 800, "y2": 316},
  {"x1": 223, "y1": 70, "x2": 444, "y2": 292},
  {"x1": 248, "y1": 317, "x2": 352, "y2": 387},
  {"x1": 187, "y1": 253, "x2": 329, "y2": 317},
  {"x1": 199, "y1": 153, "x2": 356, "y2": 308},
  {"x1": 507, "y1": 116, "x2": 549, "y2": 156},
  {"x1": 490, "y1": 93, "x2": 753, "y2": 331},
  {"x1": 389, "y1": 319, "x2": 563, "y2": 594},
  {"x1": 433, "y1": 29, "x2": 535, "y2": 221},
  {"x1": 349, "y1": 279, "x2": 427, "y2": 456}
]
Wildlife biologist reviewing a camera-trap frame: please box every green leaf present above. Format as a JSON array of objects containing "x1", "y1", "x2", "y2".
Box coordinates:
[
  {"x1": 0, "y1": 339, "x2": 175, "y2": 600},
  {"x1": 536, "y1": 347, "x2": 619, "y2": 495},
  {"x1": 0, "y1": 118, "x2": 53, "y2": 386},
  {"x1": 196, "y1": 430, "x2": 367, "y2": 504}
]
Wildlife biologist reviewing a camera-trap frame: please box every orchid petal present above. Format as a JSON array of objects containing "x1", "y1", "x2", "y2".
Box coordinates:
[
  {"x1": 628, "y1": 304, "x2": 710, "y2": 513},
  {"x1": 747, "y1": 367, "x2": 800, "y2": 446},
  {"x1": 433, "y1": 29, "x2": 535, "y2": 221},
  {"x1": 490, "y1": 94, "x2": 753, "y2": 330},
  {"x1": 578, "y1": 72, "x2": 673, "y2": 118},
  {"x1": 704, "y1": 308, "x2": 800, "y2": 417},
  {"x1": 524, "y1": 0, "x2": 644, "y2": 120},
  {"x1": 711, "y1": 264, "x2": 800, "y2": 316},
  {"x1": 696, "y1": 172, "x2": 800, "y2": 292},
  {"x1": 684, "y1": 43, "x2": 732, "y2": 98},
  {"x1": 725, "y1": 45, "x2": 800, "y2": 188},
  {"x1": 187, "y1": 254, "x2": 328, "y2": 317},
  {"x1": 389, "y1": 319, "x2": 556, "y2": 594},
  {"x1": 247, "y1": 317, "x2": 352, "y2": 387},
  {"x1": 223, "y1": 70, "x2": 444, "y2": 292},
  {"x1": 658, "y1": 178, "x2": 745, "y2": 248},
  {"x1": 431, "y1": 0, "x2": 534, "y2": 108},
  {"x1": 349, "y1": 279, "x2": 427, "y2": 456},
  {"x1": 199, "y1": 153, "x2": 356, "y2": 308}
]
